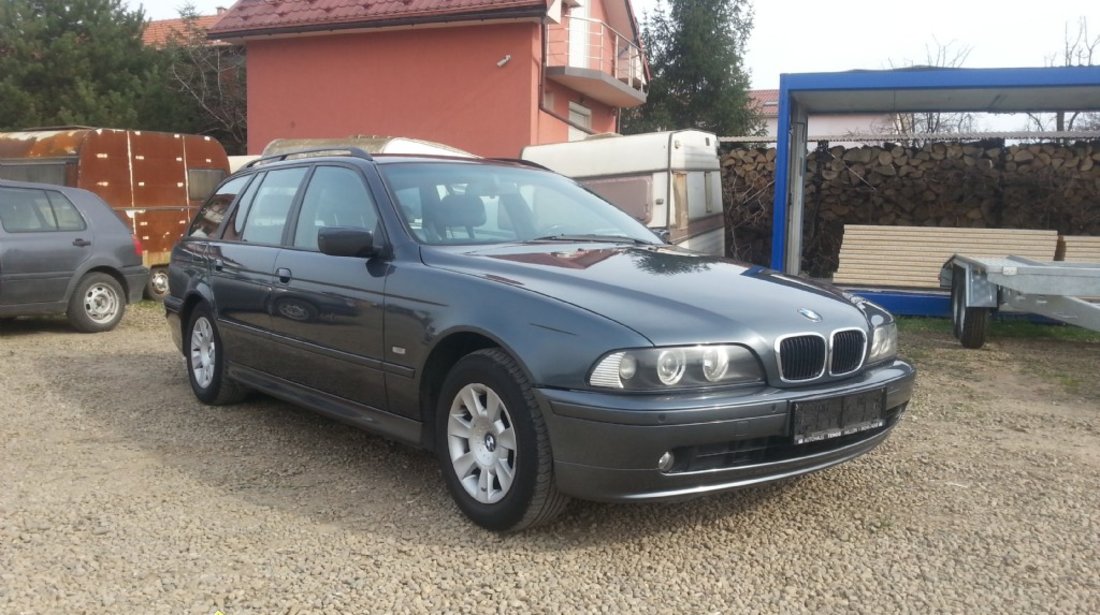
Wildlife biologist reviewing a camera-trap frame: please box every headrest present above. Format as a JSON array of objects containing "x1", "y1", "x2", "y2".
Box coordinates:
[{"x1": 437, "y1": 193, "x2": 486, "y2": 228}]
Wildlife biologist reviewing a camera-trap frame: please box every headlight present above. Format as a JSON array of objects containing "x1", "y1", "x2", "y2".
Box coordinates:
[
  {"x1": 867, "y1": 322, "x2": 898, "y2": 364},
  {"x1": 589, "y1": 345, "x2": 764, "y2": 390}
]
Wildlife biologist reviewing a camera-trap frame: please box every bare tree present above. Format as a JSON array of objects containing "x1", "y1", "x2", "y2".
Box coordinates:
[
  {"x1": 163, "y1": 5, "x2": 247, "y2": 154},
  {"x1": 1025, "y1": 17, "x2": 1098, "y2": 133},
  {"x1": 884, "y1": 39, "x2": 976, "y2": 141}
]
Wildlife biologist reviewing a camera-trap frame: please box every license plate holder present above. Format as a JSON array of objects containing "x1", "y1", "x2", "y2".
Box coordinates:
[{"x1": 792, "y1": 388, "x2": 886, "y2": 444}]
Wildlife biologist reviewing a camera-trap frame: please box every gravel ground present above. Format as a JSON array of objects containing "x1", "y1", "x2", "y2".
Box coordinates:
[{"x1": 1, "y1": 304, "x2": 1098, "y2": 614}]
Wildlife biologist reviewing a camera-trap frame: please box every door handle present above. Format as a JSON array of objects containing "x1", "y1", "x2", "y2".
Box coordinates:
[
  {"x1": 72, "y1": 238, "x2": 91, "y2": 247},
  {"x1": 276, "y1": 267, "x2": 292, "y2": 283}
]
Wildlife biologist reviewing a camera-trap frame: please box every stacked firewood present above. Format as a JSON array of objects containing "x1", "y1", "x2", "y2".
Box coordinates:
[{"x1": 722, "y1": 140, "x2": 1100, "y2": 277}]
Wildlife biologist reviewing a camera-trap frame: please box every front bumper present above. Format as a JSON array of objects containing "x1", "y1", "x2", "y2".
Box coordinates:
[{"x1": 537, "y1": 359, "x2": 915, "y2": 502}]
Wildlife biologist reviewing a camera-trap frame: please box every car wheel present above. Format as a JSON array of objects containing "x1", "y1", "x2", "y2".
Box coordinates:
[
  {"x1": 67, "y1": 273, "x2": 126, "y2": 333},
  {"x1": 436, "y1": 348, "x2": 569, "y2": 532},
  {"x1": 951, "y1": 267, "x2": 991, "y2": 349},
  {"x1": 186, "y1": 304, "x2": 247, "y2": 405},
  {"x1": 145, "y1": 267, "x2": 170, "y2": 301}
]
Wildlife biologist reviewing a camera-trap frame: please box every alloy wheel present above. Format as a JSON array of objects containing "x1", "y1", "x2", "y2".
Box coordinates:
[
  {"x1": 190, "y1": 317, "x2": 216, "y2": 389},
  {"x1": 446, "y1": 383, "x2": 518, "y2": 504}
]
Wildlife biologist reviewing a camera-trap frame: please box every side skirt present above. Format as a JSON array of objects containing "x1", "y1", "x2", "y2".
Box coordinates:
[{"x1": 227, "y1": 362, "x2": 423, "y2": 447}]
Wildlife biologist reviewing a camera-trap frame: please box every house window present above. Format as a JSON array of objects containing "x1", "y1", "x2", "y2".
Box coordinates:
[{"x1": 568, "y1": 102, "x2": 592, "y2": 141}]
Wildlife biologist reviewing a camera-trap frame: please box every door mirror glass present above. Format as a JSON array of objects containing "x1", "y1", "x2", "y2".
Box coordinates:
[{"x1": 317, "y1": 227, "x2": 377, "y2": 258}]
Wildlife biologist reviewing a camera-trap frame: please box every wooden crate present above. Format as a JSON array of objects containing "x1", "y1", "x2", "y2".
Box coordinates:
[
  {"x1": 1060, "y1": 236, "x2": 1100, "y2": 264},
  {"x1": 833, "y1": 225, "x2": 1060, "y2": 288}
]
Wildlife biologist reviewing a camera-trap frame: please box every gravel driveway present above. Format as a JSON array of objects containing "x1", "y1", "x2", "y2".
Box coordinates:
[{"x1": 2, "y1": 304, "x2": 1098, "y2": 614}]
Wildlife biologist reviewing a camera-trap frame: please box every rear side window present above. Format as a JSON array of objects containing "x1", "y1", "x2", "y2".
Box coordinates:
[
  {"x1": 0, "y1": 187, "x2": 86, "y2": 233},
  {"x1": 293, "y1": 166, "x2": 378, "y2": 250},
  {"x1": 240, "y1": 167, "x2": 308, "y2": 245},
  {"x1": 46, "y1": 192, "x2": 86, "y2": 231},
  {"x1": 187, "y1": 174, "x2": 251, "y2": 238}
]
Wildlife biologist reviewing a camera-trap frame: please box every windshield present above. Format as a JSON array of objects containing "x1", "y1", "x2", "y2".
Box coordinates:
[{"x1": 379, "y1": 161, "x2": 661, "y2": 246}]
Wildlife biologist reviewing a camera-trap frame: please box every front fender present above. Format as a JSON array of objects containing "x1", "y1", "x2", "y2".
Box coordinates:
[{"x1": 384, "y1": 264, "x2": 651, "y2": 389}]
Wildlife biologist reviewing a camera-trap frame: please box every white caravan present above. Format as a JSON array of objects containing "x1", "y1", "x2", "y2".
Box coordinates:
[{"x1": 520, "y1": 130, "x2": 725, "y2": 255}]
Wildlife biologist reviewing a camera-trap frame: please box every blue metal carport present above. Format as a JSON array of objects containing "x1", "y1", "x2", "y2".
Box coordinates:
[{"x1": 770, "y1": 66, "x2": 1100, "y2": 315}]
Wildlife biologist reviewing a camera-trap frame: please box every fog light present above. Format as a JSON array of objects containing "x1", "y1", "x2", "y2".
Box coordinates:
[{"x1": 657, "y1": 451, "x2": 675, "y2": 472}]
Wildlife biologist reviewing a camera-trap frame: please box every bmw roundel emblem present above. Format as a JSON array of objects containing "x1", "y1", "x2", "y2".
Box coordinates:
[{"x1": 798, "y1": 308, "x2": 823, "y2": 322}]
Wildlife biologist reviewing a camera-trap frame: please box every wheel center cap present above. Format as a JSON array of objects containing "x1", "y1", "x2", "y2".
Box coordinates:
[{"x1": 483, "y1": 432, "x2": 496, "y2": 453}]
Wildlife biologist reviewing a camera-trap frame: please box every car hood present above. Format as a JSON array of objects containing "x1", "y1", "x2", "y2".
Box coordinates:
[{"x1": 421, "y1": 243, "x2": 871, "y2": 347}]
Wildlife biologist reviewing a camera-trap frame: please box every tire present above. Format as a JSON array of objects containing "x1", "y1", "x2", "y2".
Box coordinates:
[
  {"x1": 435, "y1": 348, "x2": 569, "y2": 532},
  {"x1": 66, "y1": 273, "x2": 126, "y2": 333},
  {"x1": 185, "y1": 304, "x2": 248, "y2": 405},
  {"x1": 951, "y1": 268, "x2": 991, "y2": 349},
  {"x1": 145, "y1": 267, "x2": 169, "y2": 301}
]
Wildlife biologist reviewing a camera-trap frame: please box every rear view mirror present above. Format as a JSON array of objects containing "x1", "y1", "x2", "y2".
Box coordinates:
[{"x1": 317, "y1": 227, "x2": 379, "y2": 258}]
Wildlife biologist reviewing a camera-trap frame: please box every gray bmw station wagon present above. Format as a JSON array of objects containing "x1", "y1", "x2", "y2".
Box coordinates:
[{"x1": 165, "y1": 148, "x2": 915, "y2": 531}]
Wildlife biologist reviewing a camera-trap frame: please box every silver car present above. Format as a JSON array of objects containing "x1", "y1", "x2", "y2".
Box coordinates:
[{"x1": 0, "y1": 180, "x2": 147, "y2": 332}]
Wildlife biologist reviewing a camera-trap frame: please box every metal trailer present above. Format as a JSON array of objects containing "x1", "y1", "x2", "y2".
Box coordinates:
[
  {"x1": 939, "y1": 254, "x2": 1100, "y2": 348},
  {"x1": 0, "y1": 128, "x2": 230, "y2": 299}
]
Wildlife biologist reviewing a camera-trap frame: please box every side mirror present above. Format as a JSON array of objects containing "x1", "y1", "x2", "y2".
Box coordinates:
[
  {"x1": 655, "y1": 228, "x2": 672, "y2": 244},
  {"x1": 318, "y1": 227, "x2": 379, "y2": 258}
]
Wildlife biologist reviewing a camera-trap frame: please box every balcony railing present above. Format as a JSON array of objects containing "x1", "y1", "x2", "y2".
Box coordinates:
[{"x1": 546, "y1": 15, "x2": 647, "y2": 107}]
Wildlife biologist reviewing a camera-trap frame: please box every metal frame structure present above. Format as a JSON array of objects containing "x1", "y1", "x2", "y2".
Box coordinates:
[
  {"x1": 941, "y1": 255, "x2": 1100, "y2": 347},
  {"x1": 770, "y1": 66, "x2": 1100, "y2": 316}
]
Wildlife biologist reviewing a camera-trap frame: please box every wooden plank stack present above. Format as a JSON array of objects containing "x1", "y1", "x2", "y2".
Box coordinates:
[
  {"x1": 833, "y1": 225, "x2": 1060, "y2": 288},
  {"x1": 1061, "y1": 236, "x2": 1100, "y2": 263}
]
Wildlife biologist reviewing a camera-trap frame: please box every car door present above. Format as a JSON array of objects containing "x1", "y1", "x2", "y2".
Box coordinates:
[
  {"x1": 0, "y1": 186, "x2": 92, "y2": 307},
  {"x1": 266, "y1": 165, "x2": 390, "y2": 410},
  {"x1": 207, "y1": 167, "x2": 308, "y2": 373}
]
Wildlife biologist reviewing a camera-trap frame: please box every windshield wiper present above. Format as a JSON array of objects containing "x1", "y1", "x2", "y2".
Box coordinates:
[{"x1": 529, "y1": 233, "x2": 653, "y2": 246}]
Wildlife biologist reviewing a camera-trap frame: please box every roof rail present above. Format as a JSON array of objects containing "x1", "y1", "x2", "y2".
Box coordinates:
[
  {"x1": 488, "y1": 157, "x2": 551, "y2": 172},
  {"x1": 244, "y1": 147, "x2": 375, "y2": 169}
]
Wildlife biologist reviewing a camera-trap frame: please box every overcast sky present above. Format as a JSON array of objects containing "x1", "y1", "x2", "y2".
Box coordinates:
[{"x1": 135, "y1": 0, "x2": 1097, "y2": 90}]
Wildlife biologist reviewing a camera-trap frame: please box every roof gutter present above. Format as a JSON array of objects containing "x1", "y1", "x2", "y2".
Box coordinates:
[{"x1": 208, "y1": 5, "x2": 547, "y2": 42}]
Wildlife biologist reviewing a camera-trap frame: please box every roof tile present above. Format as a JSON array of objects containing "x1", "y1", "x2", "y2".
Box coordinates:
[
  {"x1": 749, "y1": 89, "x2": 780, "y2": 117},
  {"x1": 209, "y1": 0, "x2": 548, "y2": 37},
  {"x1": 143, "y1": 14, "x2": 226, "y2": 47}
]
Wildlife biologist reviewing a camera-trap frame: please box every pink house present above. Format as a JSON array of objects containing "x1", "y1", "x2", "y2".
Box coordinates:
[{"x1": 208, "y1": 0, "x2": 649, "y2": 157}]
